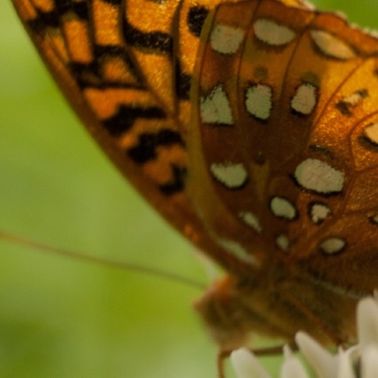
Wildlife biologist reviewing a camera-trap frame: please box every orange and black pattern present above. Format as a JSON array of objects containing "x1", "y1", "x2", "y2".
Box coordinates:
[
  {"x1": 13, "y1": 0, "x2": 249, "y2": 272},
  {"x1": 18, "y1": 0, "x2": 193, "y2": 195},
  {"x1": 12, "y1": 0, "x2": 323, "y2": 272}
]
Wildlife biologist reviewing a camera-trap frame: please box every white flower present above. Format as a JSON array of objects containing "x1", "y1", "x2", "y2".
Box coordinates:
[{"x1": 231, "y1": 295, "x2": 378, "y2": 378}]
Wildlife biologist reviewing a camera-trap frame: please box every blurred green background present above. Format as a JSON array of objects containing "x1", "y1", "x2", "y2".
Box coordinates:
[{"x1": 1, "y1": 1, "x2": 378, "y2": 377}]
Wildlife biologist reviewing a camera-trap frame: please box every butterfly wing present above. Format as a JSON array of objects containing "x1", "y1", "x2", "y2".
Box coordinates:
[
  {"x1": 12, "y1": 0, "x2": 244, "y2": 268},
  {"x1": 14, "y1": 0, "x2": 378, "y2": 295},
  {"x1": 298, "y1": 48, "x2": 378, "y2": 294},
  {"x1": 188, "y1": 0, "x2": 378, "y2": 294}
]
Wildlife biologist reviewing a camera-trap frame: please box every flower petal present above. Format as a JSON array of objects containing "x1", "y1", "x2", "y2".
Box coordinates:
[
  {"x1": 357, "y1": 298, "x2": 378, "y2": 348},
  {"x1": 361, "y1": 345, "x2": 378, "y2": 378},
  {"x1": 231, "y1": 348, "x2": 271, "y2": 378},
  {"x1": 337, "y1": 349, "x2": 355, "y2": 378},
  {"x1": 295, "y1": 332, "x2": 338, "y2": 378},
  {"x1": 281, "y1": 346, "x2": 309, "y2": 378}
]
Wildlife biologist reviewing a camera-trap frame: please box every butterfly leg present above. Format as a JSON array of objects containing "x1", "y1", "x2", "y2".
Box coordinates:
[
  {"x1": 251, "y1": 342, "x2": 297, "y2": 356},
  {"x1": 217, "y1": 350, "x2": 229, "y2": 378}
]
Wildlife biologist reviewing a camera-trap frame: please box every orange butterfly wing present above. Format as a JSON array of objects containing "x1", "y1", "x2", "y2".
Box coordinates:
[
  {"x1": 12, "y1": 0, "x2": 343, "y2": 275},
  {"x1": 189, "y1": 0, "x2": 378, "y2": 294},
  {"x1": 12, "y1": 0, "x2": 246, "y2": 269}
]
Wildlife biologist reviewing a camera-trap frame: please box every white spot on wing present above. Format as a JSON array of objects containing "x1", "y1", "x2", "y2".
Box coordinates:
[
  {"x1": 291, "y1": 83, "x2": 318, "y2": 115},
  {"x1": 217, "y1": 238, "x2": 257, "y2": 265},
  {"x1": 364, "y1": 123, "x2": 378, "y2": 145},
  {"x1": 310, "y1": 30, "x2": 356, "y2": 60},
  {"x1": 343, "y1": 91, "x2": 367, "y2": 106},
  {"x1": 210, "y1": 162, "x2": 248, "y2": 189},
  {"x1": 310, "y1": 203, "x2": 331, "y2": 224},
  {"x1": 245, "y1": 84, "x2": 273, "y2": 120},
  {"x1": 300, "y1": 0, "x2": 316, "y2": 10},
  {"x1": 254, "y1": 18, "x2": 296, "y2": 46},
  {"x1": 210, "y1": 24, "x2": 244, "y2": 54},
  {"x1": 320, "y1": 237, "x2": 346, "y2": 254},
  {"x1": 369, "y1": 213, "x2": 378, "y2": 224},
  {"x1": 239, "y1": 211, "x2": 262, "y2": 233},
  {"x1": 200, "y1": 85, "x2": 233, "y2": 125},
  {"x1": 276, "y1": 234, "x2": 289, "y2": 251},
  {"x1": 295, "y1": 158, "x2": 345, "y2": 194},
  {"x1": 337, "y1": 90, "x2": 368, "y2": 115},
  {"x1": 270, "y1": 197, "x2": 297, "y2": 220}
]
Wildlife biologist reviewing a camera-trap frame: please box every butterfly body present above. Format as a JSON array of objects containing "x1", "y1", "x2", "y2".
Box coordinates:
[
  {"x1": 12, "y1": 0, "x2": 378, "y2": 355},
  {"x1": 195, "y1": 261, "x2": 357, "y2": 350}
]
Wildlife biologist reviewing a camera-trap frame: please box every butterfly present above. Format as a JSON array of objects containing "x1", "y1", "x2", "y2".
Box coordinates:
[{"x1": 10, "y1": 0, "x2": 378, "y2": 374}]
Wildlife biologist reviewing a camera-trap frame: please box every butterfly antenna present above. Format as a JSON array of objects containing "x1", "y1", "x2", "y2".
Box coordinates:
[{"x1": 0, "y1": 230, "x2": 206, "y2": 291}]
